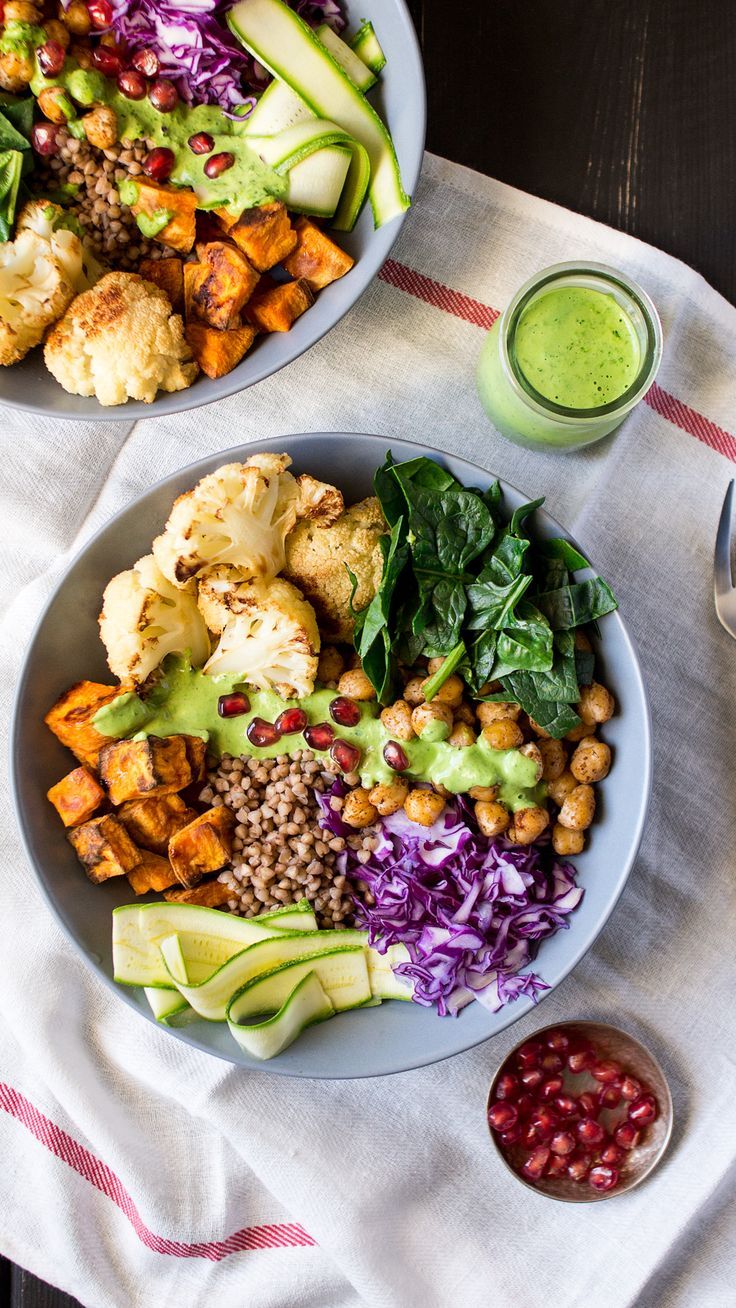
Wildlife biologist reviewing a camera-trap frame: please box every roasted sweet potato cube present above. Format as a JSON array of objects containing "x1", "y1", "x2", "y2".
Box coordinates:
[
  {"x1": 230, "y1": 201, "x2": 297, "y2": 272},
  {"x1": 139, "y1": 257, "x2": 184, "y2": 312},
  {"x1": 196, "y1": 209, "x2": 231, "y2": 250},
  {"x1": 98, "y1": 735, "x2": 192, "y2": 806},
  {"x1": 45, "y1": 680, "x2": 125, "y2": 768},
  {"x1": 118, "y1": 792, "x2": 196, "y2": 854},
  {"x1": 68, "y1": 814, "x2": 141, "y2": 884},
  {"x1": 168, "y1": 806, "x2": 235, "y2": 888},
  {"x1": 190, "y1": 242, "x2": 260, "y2": 330},
  {"x1": 130, "y1": 179, "x2": 197, "y2": 253},
  {"x1": 183, "y1": 261, "x2": 202, "y2": 321},
  {"x1": 182, "y1": 735, "x2": 208, "y2": 782},
  {"x1": 164, "y1": 878, "x2": 232, "y2": 906},
  {"x1": 283, "y1": 216, "x2": 355, "y2": 290},
  {"x1": 47, "y1": 766, "x2": 106, "y2": 828},
  {"x1": 127, "y1": 853, "x2": 178, "y2": 896},
  {"x1": 185, "y1": 320, "x2": 256, "y2": 379},
  {"x1": 213, "y1": 206, "x2": 237, "y2": 232},
  {"x1": 244, "y1": 278, "x2": 314, "y2": 333}
]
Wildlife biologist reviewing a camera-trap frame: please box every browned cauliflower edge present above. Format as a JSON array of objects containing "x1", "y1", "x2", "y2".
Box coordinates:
[{"x1": 283, "y1": 496, "x2": 387, "y2": 642}]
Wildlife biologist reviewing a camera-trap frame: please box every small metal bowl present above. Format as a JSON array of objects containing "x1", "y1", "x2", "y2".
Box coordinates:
[{"x1": 486, "y1": 1020, "x2": 673, "y2": 1203}]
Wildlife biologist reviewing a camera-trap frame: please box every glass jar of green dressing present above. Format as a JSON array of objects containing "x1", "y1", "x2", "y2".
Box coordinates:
[{"x1": 476, "y1": 262, "x2": 663, "y2": 452}]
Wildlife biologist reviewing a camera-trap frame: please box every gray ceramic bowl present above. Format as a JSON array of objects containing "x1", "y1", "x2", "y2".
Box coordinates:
[
  {"x1": 0, "y1": 0, "x2": 425, "y2": 422},
  {"x1": 11, "y1": 433, "x2": 652, "y2": 1077}
]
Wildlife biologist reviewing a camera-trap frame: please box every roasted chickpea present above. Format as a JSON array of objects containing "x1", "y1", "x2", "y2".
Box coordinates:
[
  {"x1": 60, "y1": 0, "x2": 92, "y2": 34},
  {"x1": 577, "y1": 681, "x2": 615, "y2": 725},
  {"x1": 474, "y1": 800, "x2": 510, "y2": 838},
  {"x1": 342, "y1": 787, "x2": 379, "y2": 829},
  {"x1": 477, "y1": 681, "x2": 501, "y2": 696},
  {"x1": 519, "y1": 741, "x2": 543, "y2": 783},
  {"x1": 565, "y1": 720, "x2": 591, "y2": 742},
  {"x1": 403, "y1": 676, "x2": 426, "y2": 706},
  {"x1": 43, "y1": 18, "x2": 71, "y2": 47},
  {"x1": 469, "y1": 784, "x2": 499, "y2": 802},
  {"x1": 0, "y1": 52, "x2": 35, "y2": 91},
  {"x1": 369, "y1": 779, "x2": 409, "y2": 816},
  {"x1": 411, "y1": 701, "x2": 453, "y2": 740},
  {"x1": 570, "y1": 736, "x2": 611, "y2": 783},
  {"x1": 380, "y1": 699, "x2": 415, "y2": 742},
  {"x1": 82, "y1": 105, "x2": 118, "y2": 149},
  {"x1": 337, "y1": 668, "x2": 376, "y2": 701},
  {"x1": 38, "y1": 85, "x2": 73, "y2": 124},
  {"x1": 557, "y1": 784, "x2": 596, "y2": 831},
  {"x1": 552, "y1": 823, "x2": 586, "y2": 856},
  {"x1": 448, "y1": 722, "x2": 475, "y2": 749},
  {"x1": 4, "y1": 1, "x2": 41, "y2": 19},
  {"x1": 546, "y1": 769, "x2": 578, "y2": 807},
  {"x1": 403, "y1": 788, "x2": 445, "y2": 827},
  {"x1": 477, "y1": 700, "x2": 522, "y2": 727},
  {"x1": 422, "y1": 672, "x2": 464, "y2": 709},
  {"x1": 317, "y1": 645, "x2": 344, "y2": 683},
  {"x1": 454, "y1": 701, "x2": 475, "y2": 726},
  {"x1": 527, "y1": 716, "x2": 551, "y2": 738},
  {"x1": 508, "y1": 805, "x2": 550, "y2": 845},
  {"x1": 70, "y1": 42, "x2": 94, "y2": 69},
  {"x1": 538, "y1": 738, "x2": 567, "y2": 782},
  {"x1": 482, "y1": 719, "x2": 524, "y2": 751}
]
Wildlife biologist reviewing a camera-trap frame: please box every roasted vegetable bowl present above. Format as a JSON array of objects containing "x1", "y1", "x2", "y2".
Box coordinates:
[{"x1": 12, "y1": 433, "x2": 651, "y2": 1077}]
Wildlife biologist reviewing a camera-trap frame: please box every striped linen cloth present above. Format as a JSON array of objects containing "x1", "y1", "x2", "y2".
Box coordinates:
[{"x1": 1, "y1": 153, "x2": 735, "y2": 1308}]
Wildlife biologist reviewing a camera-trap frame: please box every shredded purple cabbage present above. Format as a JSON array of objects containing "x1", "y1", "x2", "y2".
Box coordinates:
[
  {"x1": 109, "y1": 0, "x2": 345, "y2": 110},
  {"x1": 317, "y1": 788, "x2": 584, "y2": 1017}
]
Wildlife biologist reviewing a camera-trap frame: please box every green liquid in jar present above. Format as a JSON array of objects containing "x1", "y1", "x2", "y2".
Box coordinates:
[{"x1": 513, "y1": 286, "x2": 642, "y2": 410}]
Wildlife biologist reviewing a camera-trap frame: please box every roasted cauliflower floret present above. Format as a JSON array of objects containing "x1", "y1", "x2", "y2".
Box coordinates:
[
  {"x1": 204, "y1": 577, "x2": 320, "y2": 699},
  {"x1": 99, "y1": 554, "x2": 210, "y2": 684},
  {"x1": 197, "y1": 564, "x2": 252, "y2": 635},
  {"x1": 153, "y1": 454, "x2": 301, "y2": 590},
  {"x1": 0, "y1": 230, "x2": 74, "y2": 365},
  {"x1": 16, "y1": 200, "x2": 103, "y2": 291},
  {"x1": 284, "y1": 496, "x2": 387, "y2": 642},
  {"x1": 44, "y1": 272, "x2": 198, "y2": 406},
  {"x1": 295, "y1": 474, "x2": 344, "y2": 525}
]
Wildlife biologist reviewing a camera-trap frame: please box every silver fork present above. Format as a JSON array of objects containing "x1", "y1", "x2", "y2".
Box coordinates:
[{"x1": 715, "y1": 480, "x2": 736, "y2": 637}]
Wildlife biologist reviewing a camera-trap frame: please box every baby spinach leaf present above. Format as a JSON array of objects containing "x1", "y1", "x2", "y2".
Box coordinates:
[
  {"x1": 0, "y1": 108, "x2": 30, "y2": 153},
  {"x1": 463, "y1": 629, "x2": 498, "y2": 693},
  {"x1": 0, "y1": 149, "x2": 23, "y2": 241},
  {"x1": 0, "y1": 93, "x2": 33, "y2": 141},
  {"x1": 409, "y1": 486, "x2": 494, "y2": 576},
  {"x1": 373, "y1": 452, "x2": 405, "y2": 527},
  {"x1": 492, "y1": 603, "x2": 555, "y2": 675},
  {"x1": 416, "y1": 575, "x2": 467, "y2": 654},
  {"x1": 466, "y1": 570, "x2": 531, "y2": 631},
  {"x1": 534, "y1": 577, "x2": 618, "y2": 629},
  {"x1": 539, "y1": 538, "x2": 591, "y2": 571},
  {"x1": 510, "y1": 497, "x2": 545, "y2": 536},
  {"x1": 501, "y1": 672, "x2": 582, "y2": 738}
]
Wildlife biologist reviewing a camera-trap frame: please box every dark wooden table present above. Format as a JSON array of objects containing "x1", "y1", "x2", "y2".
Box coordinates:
[{"x1": 3, "y1": 2, "x2": 731, "y2": 1304}]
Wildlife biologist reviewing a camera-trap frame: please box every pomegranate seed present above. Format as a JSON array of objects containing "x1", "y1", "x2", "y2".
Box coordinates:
[
  {"x1": 614, "y1": 1121, "x2": 641, "y2": 1151},
  {"x1": 628, "y1": 1094, "x2": 657, "y2": 1126},
  {"x1": 541, "y1": 1052, "x2": 563, "y2": 1074},
  {"x1": 546, "y1": 1154, "x2": 568, "y2": 1177},
  {"x1": 550, "y1": 1130, "x2": 576, "y2": 1157},
  {"x1": 117, "y1": 68, "x2": 147, "y2": 100},
  {"x1": 37, "y1": 40, "x2": 66, "y2": 76},
  {"x1": 600, "y1": 1142, "x2": 624, "y2": 1166},
  {"x1": 88, "y1": 0, "x2": 113, "y2": 28},
  {"x1": 588, "y1": 1163, "x2": 619, "y2": 1192},
  {"x1": 31, "y1": 122, "x2": 60, "y2": 156},
  {"x1": 92, "y1": 46, "x2": 124, "y2": 77},
  {"x1": 577, "y1": 1091, "x2": 599, "y2": 1118},
  {"x1": 131, "y1": 47, "x2": 160, "y2": 77},
  {"x1": 577, "y1": 1117, "x2": 606, "y2": 1146},
  {"x1": 520, "y1": 1068, "x2": 543, "y2": 1091},
  {"x1": 149, "y1": 78, "x2": 179, "y2": 112},
  {"x1": 329, "y1": 695, "x2": 362, "y2": 728},
  {"x1": 538, "y1": 1077, "x2": 564, "y2": 1102},
  {"x1": 500, "y1": 1123, "x2": 523, "y2": 1146},
  {"x1": 204, "y1": 151, "x2": 235, "y2": 179},
  {"x1": 495, "y1": 1073, "x2": 520, "y2": 1101},
  {"x1": 383, "y1": 740, "x2": 408, "y2": 772},
  {"x1": 246, "y1": 717, "x2": 281, "y2": 748},
  {"x1": 217, "y1": 692, "x2": 250, "y2": 718},
  {"x1": 553, "y1": 1094, "x2": 579, "y2": 1120},
  {"x1": 567, "y1": 1154, "x2": 590, "y2": 1182},
  {"x1": 520, "y1": 1124, "x2": 539, "y2": 1150},
  {"x1": 487, "y1": 1101, "x2": 518, "y2": 1132},
  {"x1": 331, "y1": 739, "x2": 361, "y2": 773},
  {"x1": 516, "y1": 1041, "x2": 543, "y2": 1070},
  {"x1": 567, "y1": 1047, "x2": 595, "y2": 1074},
  {"x1": 274, "y1": 706, "x2": 308, "y2": 736},
  {"x1": 521, "y1": 1146, "x2": 550, "y2": 1181},
  {"x1": 530, "y1": 1107, "x2": 558, "y2": 1140},
  {"x1": 598, "y1": 1084, "x2": 622, "y2": 1109},
  {"x1": 620, "y1": 1075, "x2": 643, "y2": 1101},
  {"x1": 591, "y1": 1060, "x2": 622, "y2": 1084},
  {"x1": 546, "y1": 1030, "x2": 570, "y2": 1054},
  {"x1": 188, "y1": 131, "x2": 215, "y2": 155},
  {"x1": 515, "y1": 1094, "x2": 535, "y2": 1121},
  {"x1": 303, "y1": 722, "x2": 335, "y2": 751},
  {"x1": 142, "y1": 146, "x2": 175, "y2": 182}
]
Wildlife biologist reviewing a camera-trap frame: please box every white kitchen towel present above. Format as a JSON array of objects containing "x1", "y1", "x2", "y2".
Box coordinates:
[{"x1": 1, "y1": 152, "x2": 735, "y2": 1308}]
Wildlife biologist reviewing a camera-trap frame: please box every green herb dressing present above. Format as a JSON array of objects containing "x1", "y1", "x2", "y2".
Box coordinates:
[
  {"x1": 94, "y1": 657, "x2": 545, "y2": 810},
  {"x1": 30, "y1": 60, "x2": 286, "y2": 213}
]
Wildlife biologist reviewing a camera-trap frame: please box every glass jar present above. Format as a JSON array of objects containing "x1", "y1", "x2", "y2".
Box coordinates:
[{"x1": 476, "y1": 262, "x2": 663, "y2": 452}]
